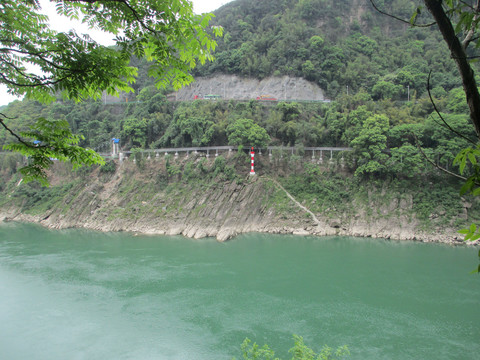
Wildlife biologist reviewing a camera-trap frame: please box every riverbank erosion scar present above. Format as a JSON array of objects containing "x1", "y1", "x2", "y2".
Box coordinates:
[{"x1": 0, "y1": 161, "x2": 472, "y2": 245}]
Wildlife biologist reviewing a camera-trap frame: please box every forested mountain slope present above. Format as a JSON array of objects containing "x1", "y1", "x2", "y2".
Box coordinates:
[{"x1": 195, "y1": 0, "x2": 461, "y2": 99}]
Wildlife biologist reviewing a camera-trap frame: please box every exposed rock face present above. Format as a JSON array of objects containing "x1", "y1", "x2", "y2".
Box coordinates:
[
  {"x1": 0, "y1": 159, "x2": 470, "y2": 245},
  {"x1": 174, "y1": 75, "x2": 327, "y2": 101},
  {"x1": 1, "y1": 162, "x2": 283, "y2": 242}
]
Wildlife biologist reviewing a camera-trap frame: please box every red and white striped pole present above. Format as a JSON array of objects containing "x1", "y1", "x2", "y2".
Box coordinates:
[{"x1": 250, "y1": 146, "x2": 255, "y2": 175}]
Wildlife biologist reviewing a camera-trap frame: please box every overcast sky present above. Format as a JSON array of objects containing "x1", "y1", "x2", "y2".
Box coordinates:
[
  {"x1": 193, "y1": 0, "x2": 232, "y2": 15},
  {"x1": 0, "y1": 0, "x2": 233, "y2": 106}
]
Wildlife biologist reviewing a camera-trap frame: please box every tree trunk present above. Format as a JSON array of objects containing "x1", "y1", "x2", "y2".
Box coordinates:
[{"x1": 424, "y1": 0, "x2": 480, "y2": 139}]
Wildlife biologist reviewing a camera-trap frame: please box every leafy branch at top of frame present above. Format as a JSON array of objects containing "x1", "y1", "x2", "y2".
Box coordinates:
[{"x1": 1, "y1": 0, "x2": 223, "y2": 102}]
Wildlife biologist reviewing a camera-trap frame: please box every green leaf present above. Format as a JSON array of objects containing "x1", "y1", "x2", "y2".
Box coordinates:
[
  {"x1": 409, "y1": 9, "x2": 419, "y2": 25},
  {"x1": 460, "y1": 179, "x2": 473, "y2": 195},
  {"x1": 468, "y1": 152, "x2": 478, "y2": 165},
  {"x1": 471, "y1": 234, "x2": 480, "y2": 241},
  {"x1": 460, "y1": 155, "x2": 467, "y2": 174}
]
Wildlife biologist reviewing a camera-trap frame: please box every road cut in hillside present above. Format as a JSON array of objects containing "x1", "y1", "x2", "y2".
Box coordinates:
[{"x1": 174, "y1": 74, "x2": 327, "y2": 101}]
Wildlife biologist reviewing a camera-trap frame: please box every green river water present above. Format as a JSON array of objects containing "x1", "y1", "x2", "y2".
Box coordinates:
[{"x1": 0, "y1": 222, "x2": 479, "y2": 359}]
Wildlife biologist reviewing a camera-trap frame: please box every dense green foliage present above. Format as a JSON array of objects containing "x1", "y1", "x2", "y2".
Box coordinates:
[{"x1": 1, "y1": 85, "x2": 475, "y2": 181}]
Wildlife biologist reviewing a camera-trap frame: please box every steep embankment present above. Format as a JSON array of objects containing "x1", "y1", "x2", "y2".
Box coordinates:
[
  {"x1": 1, "y1": 160, "x2": 297, "y2": 241},
  {"x1": 0, "y1": 153, "x2": 473, "y2": 244}
]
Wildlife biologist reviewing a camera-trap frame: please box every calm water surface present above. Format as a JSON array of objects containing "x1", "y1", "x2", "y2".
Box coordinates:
[{"x1": 0, "y1": 223, "x2": 478, "y2": 359}]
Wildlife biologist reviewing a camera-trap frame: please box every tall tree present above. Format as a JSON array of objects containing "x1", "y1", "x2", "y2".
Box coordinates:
[{"x1": 226, "y1": 118, "x2": 270, "y2": 148}]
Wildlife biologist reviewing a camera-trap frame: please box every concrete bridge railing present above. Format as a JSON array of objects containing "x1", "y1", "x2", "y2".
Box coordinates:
[{"x1": 99, "y1": 145, "x2": 352, "y2": 163}]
